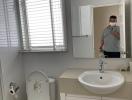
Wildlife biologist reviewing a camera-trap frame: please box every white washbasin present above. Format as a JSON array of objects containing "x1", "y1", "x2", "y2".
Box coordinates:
[{"x1": 78, "y1": 71, "x2": 125, "y2": 95}]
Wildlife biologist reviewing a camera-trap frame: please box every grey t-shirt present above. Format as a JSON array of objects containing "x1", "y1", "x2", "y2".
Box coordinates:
[{"x1": 101, "y1": 25, "x2": 120, "y2": 52}]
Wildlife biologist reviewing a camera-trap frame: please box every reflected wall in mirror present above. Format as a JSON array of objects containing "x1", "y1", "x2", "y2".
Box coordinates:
[{"x1": 71, "y1": 0, "x2": 129, "y2": 58}]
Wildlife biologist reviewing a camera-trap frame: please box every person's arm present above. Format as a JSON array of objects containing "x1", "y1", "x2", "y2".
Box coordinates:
[
  {"x1": 100, "y1": 30, "x2": 105, "y2": 51},
  {"x1": 100, "y1": 40, "x2": 104, "y2": 51},
  {"x1": 111, "y1": 26, "x2": 120, "y2": 40},
  {"x1": 112, "y1": 32, "x2": 120, "y2": 40}
]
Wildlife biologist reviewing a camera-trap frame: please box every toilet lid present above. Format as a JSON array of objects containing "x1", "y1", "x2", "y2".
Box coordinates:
[{"x1": 27, "y1": 71, "x2": 50, "y2": 100}]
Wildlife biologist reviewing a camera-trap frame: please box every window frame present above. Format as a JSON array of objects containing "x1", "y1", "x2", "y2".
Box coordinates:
[{"x1": 17, "y1": 0, "x2": 67, "y2": 52}]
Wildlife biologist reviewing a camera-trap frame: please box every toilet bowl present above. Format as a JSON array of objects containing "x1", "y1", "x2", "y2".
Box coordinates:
[{"x1": 26, "y1": 71, "x2": 55, "y2": 100}]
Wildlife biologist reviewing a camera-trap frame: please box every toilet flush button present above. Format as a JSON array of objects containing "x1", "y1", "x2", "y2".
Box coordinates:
[{"x1": 34, "y1": 81, "x2": 42, "y2": 90}]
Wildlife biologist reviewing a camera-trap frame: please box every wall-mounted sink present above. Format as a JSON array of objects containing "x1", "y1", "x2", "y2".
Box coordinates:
[{"x1": 78, "y1": 71, "x2": 125, "y2": 95}]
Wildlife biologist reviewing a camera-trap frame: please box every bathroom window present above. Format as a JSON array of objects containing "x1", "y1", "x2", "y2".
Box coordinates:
[{"x1": 18, "y1": 0, "x2": 66, "y2": 51}]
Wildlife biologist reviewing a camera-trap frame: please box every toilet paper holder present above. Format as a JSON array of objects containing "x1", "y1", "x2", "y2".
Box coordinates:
[{"x1": 9, "y1": 82, "x2": 20, "y2": 95}]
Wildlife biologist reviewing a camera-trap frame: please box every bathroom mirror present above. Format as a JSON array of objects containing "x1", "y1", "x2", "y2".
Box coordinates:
[{"x1": 71, "y1": 0, "x2": 131, "y2": 58}]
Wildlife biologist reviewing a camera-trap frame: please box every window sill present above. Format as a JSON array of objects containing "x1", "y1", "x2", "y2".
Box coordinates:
[{"x1": 19, "y1": 49, "x2": 68, "y2": 53}]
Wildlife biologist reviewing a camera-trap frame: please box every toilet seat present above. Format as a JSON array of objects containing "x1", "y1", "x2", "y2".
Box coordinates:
[{"x1": 26, "y1": 71, "x2": 50, "y2": 100}]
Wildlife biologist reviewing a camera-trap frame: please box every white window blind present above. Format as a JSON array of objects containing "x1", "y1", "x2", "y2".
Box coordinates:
[
  {"x1": 19, "y1": 0, "x2": 66, "y2": 51},
  {"x1": 0, "y1": 0, "x2": 19, "y2": 47},
  {"x1": 0, "y1": 0, "x2": 8, "y2": 47}
]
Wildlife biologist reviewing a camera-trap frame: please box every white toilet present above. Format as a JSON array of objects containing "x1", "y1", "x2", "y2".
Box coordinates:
[{"x1": 26, "y1": 71, "x2": 55, "y2": 100}]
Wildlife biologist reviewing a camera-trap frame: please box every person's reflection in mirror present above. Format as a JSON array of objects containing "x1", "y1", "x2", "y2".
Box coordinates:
[{"x1": 99, "y1": 15, "x2": 120, "y2": 58}]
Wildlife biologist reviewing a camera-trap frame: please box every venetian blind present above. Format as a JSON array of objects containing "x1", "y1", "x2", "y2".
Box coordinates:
[
  {"x1": 19, "y1": 0, "x2": 66, "y2": 51},
  {"x1": 0, "y1": 0, "x2": 19, "y2": 47}
]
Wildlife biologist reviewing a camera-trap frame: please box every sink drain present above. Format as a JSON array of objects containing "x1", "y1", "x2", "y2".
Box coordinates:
[{"x1": 100, "y1": 76, "x2": 103, "y2": 79}]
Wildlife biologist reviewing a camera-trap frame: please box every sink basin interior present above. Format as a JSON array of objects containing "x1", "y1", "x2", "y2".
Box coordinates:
[
  {"x1": 78, "y1": 71, "x2": 125, "y2": 94},
  {"x1": 81, "y1": 71, "x2": 124, "y2": 87}
]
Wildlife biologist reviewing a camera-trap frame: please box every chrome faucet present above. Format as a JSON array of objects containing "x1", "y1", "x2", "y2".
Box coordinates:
[{"x1": 98, "y1": 54, "x2": 106, "y2": 73}]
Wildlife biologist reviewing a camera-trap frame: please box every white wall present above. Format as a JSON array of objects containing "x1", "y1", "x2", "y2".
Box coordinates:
[
  {"x1": 0, "y1": 49, "x2": 26, "y2": 100},
  {"x1": 0, "y1": 0, "x2": 26, "y2": 100}
]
